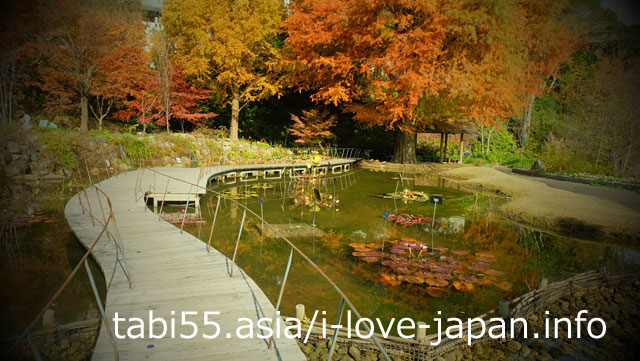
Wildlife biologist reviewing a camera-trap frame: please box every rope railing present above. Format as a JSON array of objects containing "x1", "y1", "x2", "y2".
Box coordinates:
[
  {"x1": 6, "y1": 168, "x2": 131, "y2": 361},
  {"x1": 146, "y1": 167, "x2": 392, "y2": 361}
]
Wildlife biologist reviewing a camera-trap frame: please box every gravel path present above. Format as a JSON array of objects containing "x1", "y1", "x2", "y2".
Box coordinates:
[{"x1": 496, "y1": 166, "x2": 640, "y2": 213}]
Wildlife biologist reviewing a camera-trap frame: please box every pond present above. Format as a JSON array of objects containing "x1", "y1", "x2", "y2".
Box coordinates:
[
  {"x1": 0, "y1": 206, "x2": 106, "y2": 340},
  {"x1": 174, "y1": 168, "x2": 640, "y2": 333}
]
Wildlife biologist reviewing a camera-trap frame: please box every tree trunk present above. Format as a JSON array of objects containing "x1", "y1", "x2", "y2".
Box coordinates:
[
  {"x1": 443, "y1": 133, "x2": 449, "y2": 162},
  {"x1": 486, "y1": 127, "x2": 494, "y2": 154},
  {"x1": 459, "y1": 133, "x2": 464, "y2": 164},
  {"x1": 520, "y1": 93, "x2": 535, "y2": 159},
  {"x1": 230, "y1": 91, "x2": 240, "y2": 141},
  {"x1": 80, "y1": 95, "x2": 89, "y2": 132},
  {"x1": 392, "y1": 129, "x2": 417, "y2": 164},
  {"x1": 165, "y1": 98, "x2": 170, "y2": 134},
  {"x1": 480, "y1": 125, "x2": 484, "y2": 155}
]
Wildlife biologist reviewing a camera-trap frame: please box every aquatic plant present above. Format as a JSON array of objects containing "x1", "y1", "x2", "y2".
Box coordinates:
[
  {"x1": 387, "y1": 213, "x2": 442, "y2": 227},
  {"x1": 349, "y1": 238, "x2": 512, "y2": 296},
  {"x1": 378, "y1": 188, "x2": 429, "y2": 203}
]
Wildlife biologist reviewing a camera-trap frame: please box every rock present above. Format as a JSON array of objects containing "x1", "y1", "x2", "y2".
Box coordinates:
[
  {"x1": 42, "y1": 309, "x2": 56, "y2": 330},
  {"x1": 531, "y1": 159, "x2": 545, "y2": 171},
  {"x1": 473, "y1": 344, "x2": 484, "y2": 355},
  {"x1": 561, "y1": 301, "x2": 570, "y2": 312},
  {"x1": 299, "y1": 342, "x2": 313, "y2": 355},
  {"x1": 507, "y1": 340, "x2": 522, "y2": 352},
  {"x1": 60, "y1": 338, "x2": 70, "y2": 350},
  {"x1": 18, "y1": 113, "x2": 33, "y2": 129},
  {"x1": 338, "y1": 355, "x2": 354, "y2": 361},
  {"x1": 30, "y1": 160, "x2": 52, "y2": 175},
  {"x1": 348, "y1": 346, "x2": 361, "y2": 360},
  {"x1": 443, "y1": 351, "x2": 457, "y2": 361}
]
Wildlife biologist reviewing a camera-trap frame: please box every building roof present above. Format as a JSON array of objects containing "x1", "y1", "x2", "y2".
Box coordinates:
[{"x1": 420, "y1": 119, "x2": 477, "y2": 134}]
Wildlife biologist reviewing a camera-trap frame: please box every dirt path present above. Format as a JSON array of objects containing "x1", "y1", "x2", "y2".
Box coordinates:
[
  {"x1": 441, "y1": 165, "x2": 640, "y2": 242},
  {"x1": 494, "y1": 166, "x2": 640, "y2": 212}
]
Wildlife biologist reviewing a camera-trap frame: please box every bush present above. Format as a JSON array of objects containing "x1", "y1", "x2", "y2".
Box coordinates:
[
  {"x1": 89, "y1": 129, "x2": 115, "y2": 142},
  {"x1": 117, "y1": 134, "x2": 155, "y2": 160},
  {"x1": 39, "y1": 130, "x2": 79, "y2": 170}
]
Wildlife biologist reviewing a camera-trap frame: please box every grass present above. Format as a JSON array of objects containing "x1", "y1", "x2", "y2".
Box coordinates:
[
  {"x1": 37, "y1": 129, "x2": 79, "y2": 170},
  {"x1": 116, "y1": 134, "x2": 156, "y2": 160}
]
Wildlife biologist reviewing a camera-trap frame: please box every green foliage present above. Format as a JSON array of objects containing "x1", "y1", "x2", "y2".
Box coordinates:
[
  {"x1": 38, "y1": 130, "x2": 78, "y2": 170},
  {"x1": 251, "y1": 140, "x2": 270, "y2": 149},
  {"x1": 469, "y1": 127, "x2": 536, "y2": 168},
  {"x1": 416, "y1": 140, "x2": 440, "y2": 161},
  {"x1": 169, "y1": 135, "x2": 195, "y2": 156},
  {"x1": 117, "y1": 134, "x2": 155, "y2": 160},
  {"x1": 89, "y1": 129, "x2": 115, "y2": 142},
  {"x1": 241, "y1": 149, "x2": 259, "y2": 159},
  {"x1": 528, "y1": 94, "x2": 564, "y2": 153}
]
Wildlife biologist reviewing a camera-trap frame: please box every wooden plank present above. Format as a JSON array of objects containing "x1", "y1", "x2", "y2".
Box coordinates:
[{"x1": 62, "y1": 160, "x2": 354, "y2": 361}]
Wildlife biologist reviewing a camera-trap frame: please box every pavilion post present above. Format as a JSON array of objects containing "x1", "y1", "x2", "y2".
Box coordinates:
[
  {"x1": 459, "y1": 133, "x2": 464, "y2": 164},
  {"x1": 443, "y1": 133, "x2": 449, "y2": 163},
  {"x1": 439, "y1": 132, "x2": 444, "y2": 163}
]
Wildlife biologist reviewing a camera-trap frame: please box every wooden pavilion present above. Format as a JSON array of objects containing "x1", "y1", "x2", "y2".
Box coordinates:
[{"x1": 419, "y1": 119, "x2": 477, "y2": 163}]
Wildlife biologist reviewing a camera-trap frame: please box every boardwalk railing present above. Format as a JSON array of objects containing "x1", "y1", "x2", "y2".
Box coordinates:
[
  {"x1": 147, "y1": 167, "x2": 392, "y2": 361},
  {"x1": 7, "y1": 167, "x2": 132, "y2": 361},
  {"x1": 289, "y1": 147, "x2": 362, "y2": 159}
]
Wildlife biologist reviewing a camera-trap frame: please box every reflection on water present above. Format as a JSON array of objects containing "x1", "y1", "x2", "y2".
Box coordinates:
[
  {"x1": 178, "y1": 169, "x2": 640, "y2": 331},
  {"x1": 0, "y1": 209, "x2": 105, "y2": 340}
]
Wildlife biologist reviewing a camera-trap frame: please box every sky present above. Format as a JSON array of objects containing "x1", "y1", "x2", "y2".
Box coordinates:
[{"x1": 601, "y1": 0, "x2": 640, "y2": 25}]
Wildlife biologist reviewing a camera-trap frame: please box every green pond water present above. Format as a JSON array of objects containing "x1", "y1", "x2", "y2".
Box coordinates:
[
  {"x1": 1, "y1": 207, "x2": 105, "y2": 340},
  {"x1": 172, "y1": 168, "x2": 640, "y2": 332}
]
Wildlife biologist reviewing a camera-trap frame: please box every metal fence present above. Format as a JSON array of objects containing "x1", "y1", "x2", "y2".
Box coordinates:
[
  {"x1": 289, "y1": 147, "x2": 362, "y2": 159},
  {"x1": 147, "y1": 167, "x2": 392, "y2": 361},
  {"x1": 6, "y1": 166, "x2": 132, "y2": 361}
]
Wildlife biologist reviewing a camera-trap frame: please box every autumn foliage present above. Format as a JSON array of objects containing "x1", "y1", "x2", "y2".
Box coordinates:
[
  {"x1": 162, "y1": 0, "x2": 284, "y2": 140},
  {"x1": 284, "y1": 0, "x2": 577, "y2": 162},
  {"x1": 289, "y1": 109, "x2": 337, "y2": 146},
  {"x1": 28, "y1": 0, "x2": 146, "y2": 131}
]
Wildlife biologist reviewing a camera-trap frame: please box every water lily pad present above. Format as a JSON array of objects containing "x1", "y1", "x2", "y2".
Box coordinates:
[
  {"x1": 380, "y1": 273, "x2": 401, "y2": 287},
  {"x1": 453, "y1": 281, "x2": 474, "y2": 292},
  {"x1": 360, "y1": 256, "x2": 380, "y2": 263},
  {"x1": 425, "y1": 278, "x2": 449, "y2": 287},
  {"x1": 398, "y1": 274, "x2": 425, "y2": 284},
  {"x1": 449, "y1": 250, "x2": 468, "y2": 256},
  {"x1": 482, "y1": 269, "x2": 504, "y2": 276},
  {"x1": 495, "y1": 281, "x2": 513, "y2": 291}
]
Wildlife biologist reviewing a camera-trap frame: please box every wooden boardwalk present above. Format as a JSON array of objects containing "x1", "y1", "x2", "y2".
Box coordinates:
[{"x1": 64, "y1": 160, "x2": 355, "y2": 361}]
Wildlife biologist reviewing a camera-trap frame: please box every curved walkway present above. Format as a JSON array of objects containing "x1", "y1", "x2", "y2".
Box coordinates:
[
  {"x1": 496, "y1": 166, "x2": 640, "y2": 213},
  {"x1": 65, "y1": 160, "x2": 355, "y2": 361}
]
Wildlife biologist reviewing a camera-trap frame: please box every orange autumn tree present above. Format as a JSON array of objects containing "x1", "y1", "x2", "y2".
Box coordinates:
[
  {"x1": 516, "y1": 0, "x2": 577, "y2": 156},
  {"x1": 91, "y1": 43, "x2": 150, "y2": 130},
  {"x1": 30, "y1": 0, "x2": 145, "y2": 131},
  {"x1": 162, "y1": 0, "x2": 284, "y2": 141},
  {"x1": 285, "y1": 0, "x2": 533, "y2": 163},
  {"x1": 289, "y1": 109, "x2": 337, "y2": 147}
]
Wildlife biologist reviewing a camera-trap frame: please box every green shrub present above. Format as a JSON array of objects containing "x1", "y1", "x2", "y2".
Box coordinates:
[
  {"x1": 39, "y1": 131, "x2": 78, "y2": 170},
  {"x1": 89, "y1": 129, "x2": 115, "y2": 142},
  {"x1": 117, "y1": 134, "x2": 155, "y2": 160}
]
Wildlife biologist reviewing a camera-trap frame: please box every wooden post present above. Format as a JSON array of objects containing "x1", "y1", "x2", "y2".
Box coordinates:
[
  {"x1": 296, "y1": 304, "x2": 305, "y2": 321},
  {"x1": 415, "y1": 322, "x2": 427, "y2": 340},
  {"x1": 439, "y1": 132, "x2": 444, "y2": 163},
  {"x1": 443, "y1": 133, "x2": 449, "y2": 163},
  {"x1": 459, "y1": 133, "x2": 464, "y2": 164}
]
